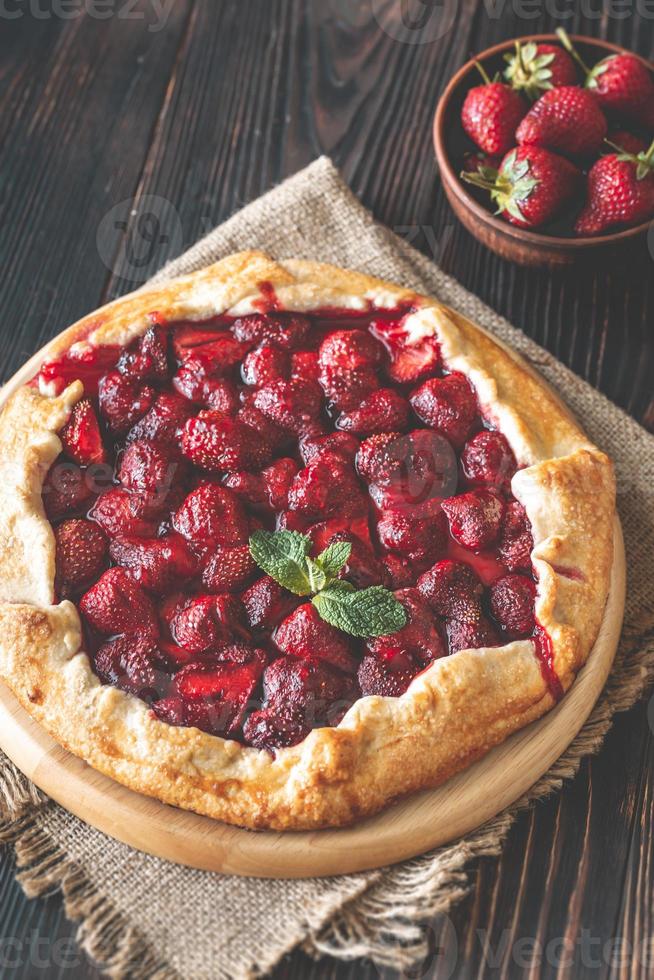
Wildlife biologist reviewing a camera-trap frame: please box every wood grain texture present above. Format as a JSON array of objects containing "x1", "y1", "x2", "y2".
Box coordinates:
[{"x1": 0, "y1": 0, "x2": 651, "y2": 976}]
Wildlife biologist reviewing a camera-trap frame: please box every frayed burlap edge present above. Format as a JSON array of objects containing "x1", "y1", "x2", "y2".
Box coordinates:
[
  {"x1": 0, "y1": 763, "x2": 178, "y2": 980},
  {"x1": 308, "y1": 631, "x2": 654, "y2": 970}
]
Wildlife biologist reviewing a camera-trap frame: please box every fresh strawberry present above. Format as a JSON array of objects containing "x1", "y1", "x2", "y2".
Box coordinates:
[
  {"x1": 336, "y1": 388, "x2": 410, "y2": 435},
  {"x1": 461, "y1": 63, "x2": 528, "y2": 155},
  {"x1": 417, "y1": 559, "x2": 484, "y2": 622},
  {"x1": 287, "y1": 453, "x2": 364, "y2": 520},
  {"x1": 461, "y1": 145, "x2": 580, "y2": 228},
  {"x1": 117, "y1": 324, "x2": 169, "y2": 382},
  {"x1": 253, "y1": 379, "x2": 323, "y2": 433},
  {"x1": 606, "y1": 131, "x2": 647, "y2": 156},
  {"x1": 556, "y1": 29, "x2": 654, "y2": 129},
  {"x1": 109, "y1": 534, "x2": 198, "y2": 593},
  {"x1": 410, "y1": 372, "x2": 477, "y2": 448},
  {"x1": 574, "y1": 141, "x2": 654, "y2": 235},
  {"x1": 98, "y1": 370, "x2": 156, "y2": 435},
  {"x1": 89, "y1": 487, "x2": 159, "y2": 538},
  {"x1": 366, "y1": 588, "x2": 445, "y2": 665},
  {"x1": 172, "y1": 484, "x2": 249, "y2": 556},
  {"x1": 59, "y1": 398, "x2": 107, "y2": 466},
  {"x1": 588, "y1": 53, "x2": 654, "y2": 127},
  {"x1": 202, "y1": 544, "x2": 258, "y2": 593},
  {"x1": 182, "y1": 412, "x2": 270, "y2": 471},
  {"x1": 241, "y1": 345, "x2": 289, "y2": 387},
  {"x1": 94, "y1": 633, "x2": 168, "y2": 700},
  {"x1": 441, "y1": 490, "x2": 505, "y2": 551},
  {"x1": 461, "y1": 430, "x2": 517, "y2": 488},
  {"x1": 489, "y1": 573, "x2": 537, "y2": 637},
  {"x1": 516, "y1": 86, "x2": 607, "y2": 158},
  {"x1": 446, "y1": 615, "x2": 501, "y2": 654},
  {"x1": 231, "y1": 313, "x2": 309, "y2": 350},
  {"x1": 358, "y1": 650, "x2": 422, "y2": 698},
  {"x1": 42, "y1": 461, "x2": 96, "y2": 520},
  {"x1": 242, "y1": 576, "x2": 297, "y2": 630},
  {"x1": 377, "y1": 500, "x2": 448, "y2": 565},
  {"x1": 79, "y1": 567, "x2": 158, "y2": 636},
  {"x1": 370, "y1": 318, "x2": 441, "y2": 384},
  {"x1": 503, "y1": 40, "x2": 577, "y2": 100},
  {"x1": 498, "y1": 501, "x2": 533, "y2": 571},
  {"x1": 54, "y1": 519, "x2": 107, "y2": 595},
  {"x1": 125, "y1": 392, "x2": 194, "y2": 448},
  {"x1": 275, "y1": 603, "x2": 357, "y2": 674},
  {"x1": 462, "y1": 150, "x2": 501, "y2": 174},
  {"x1": 117, "y1": 440, "x2": 183, "y2": 516}
]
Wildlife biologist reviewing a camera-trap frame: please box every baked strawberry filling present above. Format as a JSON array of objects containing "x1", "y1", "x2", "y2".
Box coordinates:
[{"x1": 39, "y1": 308, "x2": 551, "y2": 751}]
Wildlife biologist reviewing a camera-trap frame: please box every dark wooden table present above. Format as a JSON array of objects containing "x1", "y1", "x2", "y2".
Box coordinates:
[{"x1": 0, "y1": 2, "x2": 652, "y2": 977}]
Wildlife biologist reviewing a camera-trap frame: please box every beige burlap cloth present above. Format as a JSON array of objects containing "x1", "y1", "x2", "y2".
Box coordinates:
[{"x1": 1, "y1": 158, "x2": 653, "y2": 980}]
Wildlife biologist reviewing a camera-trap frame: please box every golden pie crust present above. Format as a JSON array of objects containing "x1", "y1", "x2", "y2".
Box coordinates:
[{"x1": 0, "y1": 251, "x2": 615, "y2": 830}]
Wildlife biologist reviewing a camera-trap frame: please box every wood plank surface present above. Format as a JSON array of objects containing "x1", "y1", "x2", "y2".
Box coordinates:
[{"x1": 0, "y1": 0, "x2": 651, "y2": 976}]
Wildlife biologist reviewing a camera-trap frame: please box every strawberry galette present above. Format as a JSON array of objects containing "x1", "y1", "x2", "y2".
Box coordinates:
[{"x1": 0, "y1": 251, "x2": 615, "y2": 830}]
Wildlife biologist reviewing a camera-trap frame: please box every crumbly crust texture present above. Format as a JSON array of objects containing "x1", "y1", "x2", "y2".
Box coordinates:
[{"x1": 0, "y1": 252, "x2": 615, "y2": 830}]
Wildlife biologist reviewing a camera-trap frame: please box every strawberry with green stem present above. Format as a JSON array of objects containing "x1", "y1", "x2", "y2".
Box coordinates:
[
  {"x1": 557, "y1": 28, "x2": 654, "y2": 129},
  {"x1": 503, "y1": 39, "x2": 577, "y2": 100},
  {"x1": 575, "y1": 138, "x2": 654, "y2": 235},
  {"x1": 460, "y1": 144, "x2": 580, "y2": 229},
  {"x1": 461, "y1": 61, "x2": 527, "y2": 157}
]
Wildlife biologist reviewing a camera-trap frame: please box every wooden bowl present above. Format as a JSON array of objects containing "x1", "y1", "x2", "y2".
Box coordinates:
[{"x1": 433, "y1": 35, "x2": 654, "y2": 267}]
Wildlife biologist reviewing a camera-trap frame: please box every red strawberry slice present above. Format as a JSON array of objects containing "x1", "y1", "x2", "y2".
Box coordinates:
[
  {"x1": 94, "y1": 633, "x2": 168, "y2": 700},
  {"x1": 174, "y1": 660, "x2": 263, "y2": 734},
  {"x1": 171, "y1": 323, "x2": 229, "y2": 360},
  {"x1": 60, "y1": 398, "x2": 107, "y2": 466},
  {"x1": 441, "y1": 489, "x2": 505, "y2": 551},
  {"x1": 172, "y1": 484, "x2": 249, "y2": 556},
  {"x1": 370, "y1": 318, "x2": 441, "y2": 384}
]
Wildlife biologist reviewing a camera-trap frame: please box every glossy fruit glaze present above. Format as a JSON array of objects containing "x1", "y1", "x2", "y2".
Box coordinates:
[{"x1": 38, "y1": 305, "x2": 555, "y2": 751}]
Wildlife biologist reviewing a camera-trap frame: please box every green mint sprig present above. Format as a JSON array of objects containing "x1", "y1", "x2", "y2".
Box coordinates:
[{"x1": 248, "y1": 529, "x2": 407, "y2": 638}]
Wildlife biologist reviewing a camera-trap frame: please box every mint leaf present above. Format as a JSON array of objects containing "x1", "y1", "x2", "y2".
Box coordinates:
[
  {"x1": 315, "y1": 540, "x2": 352, "y2": 578},
  {"x1": 313, "y1": 584, "x2": 407, "y2": 638},
  {"x1": 249, "y1": 530, "x2": 312, "y2": 595},
  {"x1": 305, "y1": 556, "x2": 328, "y2": 593}
]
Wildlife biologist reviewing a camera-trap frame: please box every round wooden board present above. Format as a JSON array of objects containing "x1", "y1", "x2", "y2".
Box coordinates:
[
  {"x1": 0, "y1": 521, "x2": 624, "y2": 878},
  {"x1": 0, "y1": 333, "x2": 626, "y2": 879}
]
